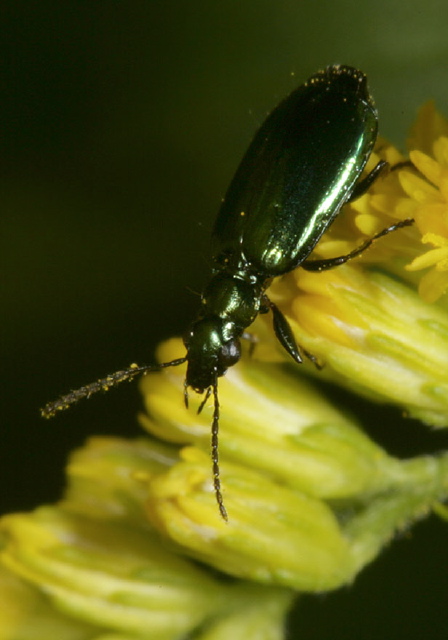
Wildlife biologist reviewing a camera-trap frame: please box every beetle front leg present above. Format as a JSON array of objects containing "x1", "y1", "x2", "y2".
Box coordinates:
[
  {"x1": 263, "y1": 295, "x2": 321, "y2": 367},
  {"x1": 266, "y1": 296, "x2": 303, "y2": 364}
]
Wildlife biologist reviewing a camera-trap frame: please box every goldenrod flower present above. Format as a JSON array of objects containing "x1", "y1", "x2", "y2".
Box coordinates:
[
  {"x1": 139, "y1": 341, "x2": 448, "y2": 592},
  {"x1": 0, "y1": 506, "x2": 226, "y2": 638},
  {"x1": 267, "y1": 264, "x2": 448, "y2": 426},
  {"x1": 140, "y1": 341, "x2": 403, "y2": 502},
  {"x1": 0, "y1": 437, "x2": 295, "y2": 639},
  {"x1": 2, "y1": 100, "x2": 448, "y2": 638},
  {"x1": 263, "y1": 104, "x2": 448, "y2": 427},
  {"x1": 399, "y1": 102, "x2": 448, "y2": 303}
]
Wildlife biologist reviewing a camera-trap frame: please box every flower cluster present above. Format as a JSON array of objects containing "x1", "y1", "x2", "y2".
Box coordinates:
[
  {"x1": 1, "y1": 104, "x2": 448, "y2": 639},
  {"x1": 266, "y1": 102, "x2": 448, "y2": 426}
]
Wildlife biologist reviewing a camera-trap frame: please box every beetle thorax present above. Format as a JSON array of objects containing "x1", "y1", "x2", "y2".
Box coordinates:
[{"x1": 183, "y1": 271, "x2": 264, "y2": 392}]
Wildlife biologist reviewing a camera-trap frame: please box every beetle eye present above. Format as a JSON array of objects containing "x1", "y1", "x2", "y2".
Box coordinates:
[{"x1": 219, "y1": 339, "x2": 241, "y2": 368}]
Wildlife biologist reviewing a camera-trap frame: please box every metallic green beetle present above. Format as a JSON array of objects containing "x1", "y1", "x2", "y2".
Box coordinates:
[{"x1": 43, "y1": 65, "x2": 413, "y2": 520}]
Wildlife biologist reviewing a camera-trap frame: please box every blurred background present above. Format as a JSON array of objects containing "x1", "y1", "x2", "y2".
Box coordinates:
[{"x1": 2, "y1": 2, "x2": 448, "y2": 638}]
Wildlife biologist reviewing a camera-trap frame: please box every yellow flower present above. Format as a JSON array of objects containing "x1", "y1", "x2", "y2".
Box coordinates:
[
  {"x1": 399, "y1": 102, "x2": 448, "y2": 302},
  {"x1": 0, "y1": 506, "x2": 228, "y2": 639},
  {"x1": 0, "y1": 563, "x2": 98, "y2": 640},
  {"x1": 3, "y1": 100, "x2": 448, "y2": 638},
  {"x1": 288, "y1": 103, "x2": 448, "y2": 305},
  {"x1": 141, "y1": 340, "x2": 397, "y2": 502},
  {"x1": 137, "y1": 340, "x2": 448, "y2": 594},
  {"x1": 262, "y1": 103, "x2": 448, "y2": 427},
  {"x1": 0, "y1": 437, "x2": 295, "y2": 639},
  {"x1": 266, "y1": 263, "x2": 448, "y2": 426}
]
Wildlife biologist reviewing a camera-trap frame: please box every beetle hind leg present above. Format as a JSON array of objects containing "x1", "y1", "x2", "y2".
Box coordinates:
[
  {"x1": 348, "y1": 160, "x2": 387, "y2": 201},
  {"x1": 302, "y1": 218, "x2": 414, "y2": 272}
]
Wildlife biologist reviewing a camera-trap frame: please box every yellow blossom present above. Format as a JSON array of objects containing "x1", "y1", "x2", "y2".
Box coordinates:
[
  {"x1": 399, "y1": 104, "x2": 448, "y2": 302},
  {"x1": 259, "y1": 102, "x2": 448, "y2": 426},
  {"x1": 287, "y1": 102, "x2": 448, "y2": 304},
  {"x1": 3, "y1": 98, "x2": 448, "y2": 639}
]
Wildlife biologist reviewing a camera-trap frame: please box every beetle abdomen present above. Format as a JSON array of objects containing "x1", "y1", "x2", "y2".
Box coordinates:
[{"x1": 212, "y1": 65, "x2": 378, "y2": 276}]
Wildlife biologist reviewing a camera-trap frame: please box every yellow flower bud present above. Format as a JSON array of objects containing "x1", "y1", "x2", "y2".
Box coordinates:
[
  {"x1": 4, "y1": 97, "x2": 448, "y2": 640},
  {"x1": 140, "y1": 339, "x2": 402, "y2": 501},
  {"x1": 63, "y1": 436, "x2": 179, "y2": 523},
  {"x1": 146, "y1": 447, "x2": 356, "y2": 592},
  {"x1": 0, "y1": 563, "x2": 98, "y2": 639},
  {"x1": 267, "y1": 264, "x2": 448, "y2": 427},
  {"x1": 145, "y1": 444, "x2": 448, "y2": 593},
  {"x1": 0, "y1": 506, "x2": 228, "y2": 639}
]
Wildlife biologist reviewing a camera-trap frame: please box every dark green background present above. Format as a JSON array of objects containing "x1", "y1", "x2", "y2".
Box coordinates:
[{"x1": 2, "y1": 3, "x2": 448, "y2": 638}]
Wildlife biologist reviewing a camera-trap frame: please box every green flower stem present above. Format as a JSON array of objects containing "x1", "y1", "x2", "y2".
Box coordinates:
[
  {"x1": 345, "y1": 452, "x2": 448, "y2": 572},
  {"x1": 196, "y1": 585, "x2": 296, "y2": 640}
]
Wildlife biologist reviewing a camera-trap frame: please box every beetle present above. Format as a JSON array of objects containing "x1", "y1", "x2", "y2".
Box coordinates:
[{"x1": 42, "y1": 65, "x2": 413, "y2": 520}]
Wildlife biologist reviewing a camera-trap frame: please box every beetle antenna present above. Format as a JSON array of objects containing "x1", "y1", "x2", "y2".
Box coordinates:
[
  {"x1": 211, "y1": 380, "x2": 228, "y2": 521},
  {"x1": 41, "y1": 357, "x2": 187, "y2": 419}
]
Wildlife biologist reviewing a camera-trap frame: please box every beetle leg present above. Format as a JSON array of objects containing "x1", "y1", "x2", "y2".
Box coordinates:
[
  {"x1": 184, "y1": 379, "x2": 189, "y2": 408},
  {"x1": 349, "y1": 158, "x2": 414, "y2": 204},
  {"x1": 348, "y1": 160, "x2": 388, "y2": 201},
  {"x1": 263, "y1": 295, "x2": 303, "y2": 364},
  {"x1": 390, "y1": 159, "x2": 414, "y2": 172},
  {"x1": 302, "y1": 218, "x2": 414, "y2": 272}
]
